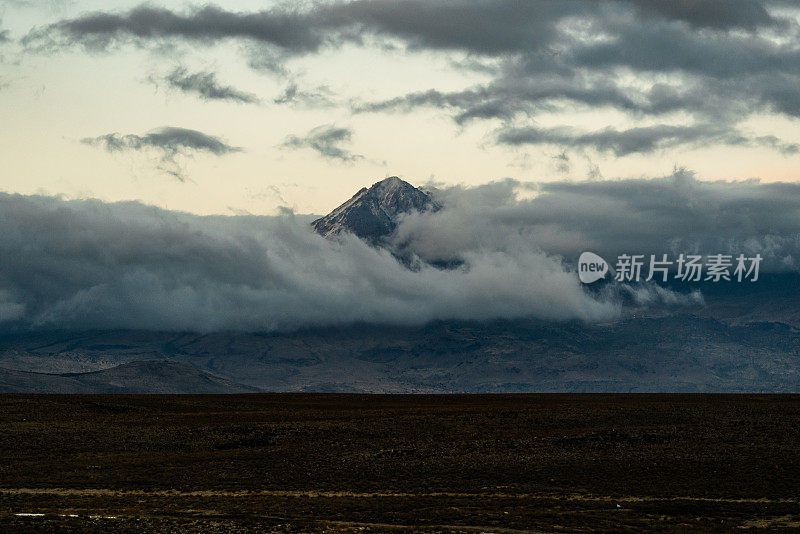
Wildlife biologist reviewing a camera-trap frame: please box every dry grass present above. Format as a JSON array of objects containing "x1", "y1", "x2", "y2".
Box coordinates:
[{"x1": 1, "y1": 394, "x2": 799, "y2": 532}]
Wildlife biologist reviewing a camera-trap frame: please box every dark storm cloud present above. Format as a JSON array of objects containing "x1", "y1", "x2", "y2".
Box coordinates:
[
  {"x1": 157, "y1": 67, "x2": 259, "y2": 104},
  {"x1": 342, "y1": 1, "x2": 800, "y2": 153},
  {"x1": 1, "y1": 173, "x2": 798, "y2": 332},
  {"x1": 21, "y1": 4, "x2": 329, "y2": 53},
  {"x1": 0, "y1": 192, "x2": 615, "y2": 331},
  {"x1": 626, "y1": 0, "x2": 777, "y2": 30},
  {"x1": 497, "y1": 124, "x2": 800, "y2": 156},
  {"x1": 498, "y1": 124, "x2": 738, "y2": 157},
  {"x1": 353, "y1": 76, "x2": 692, "y2": 124},
  {"x1": 352, "y1": 87, "x2": 531, "y2": 124},
  {"x1": 20, "y1": 1, "x2": 561, "y2": 55},
  {"x1": 393, "y1": 170, "x2": 800, "y2": 274},
  {"x1": 563, "y1": 24, "x2": 800, "y2": 79},
  {"x1": 82, "y1": 126, "x2": 241, "y2": 181},
  {"x1": 21, "y1": 1, "x2": 800, "y2": 154},
  {"x1": 280, "y1": 125, "x2": 363, "y2": 162},
  {"x1": 82, "y1": 126, "x2": 240, "y2": 155},
  {"x1": 25, "y1": 1, "x2": 782, "y2": 53}
]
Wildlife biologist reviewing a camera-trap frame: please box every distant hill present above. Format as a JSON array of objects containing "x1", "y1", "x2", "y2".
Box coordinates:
[
  {"x1": 0, "y1": 360, "x2": 259, "y2": 394},
  {"x1": 1, "y1": 312, "x2": 799, "y2": 393}
]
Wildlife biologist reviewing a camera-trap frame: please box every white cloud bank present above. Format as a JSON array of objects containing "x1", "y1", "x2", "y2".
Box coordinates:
[{"x1": 1, "y1": 170, "x2": 795, "y2": 332}]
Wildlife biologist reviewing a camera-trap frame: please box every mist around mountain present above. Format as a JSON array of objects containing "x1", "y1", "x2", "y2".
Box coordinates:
[{"x1": 1, "y1": 175, "x2": 800, "y2": 393}]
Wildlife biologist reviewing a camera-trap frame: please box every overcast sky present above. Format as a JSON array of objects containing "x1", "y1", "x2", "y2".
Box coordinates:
[{"x1": 1, "y1": 0, "x2": 799, "y2": 215}]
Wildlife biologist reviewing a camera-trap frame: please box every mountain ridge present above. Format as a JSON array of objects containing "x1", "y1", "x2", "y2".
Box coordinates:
[
  {"x1": 2, "y1": 308, "x2": 800, "y2": 392},
  {"x1": 311, "y1": 176, "x2": 439, "y2": 244},
  {"x1": 0, "y1": 360, "x2": 259, "y2": 394}
]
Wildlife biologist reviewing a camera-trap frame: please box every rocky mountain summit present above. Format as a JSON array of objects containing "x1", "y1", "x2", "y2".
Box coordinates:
[{"x1": 312, "y1": 176, "x2": 439, "y2": 244}]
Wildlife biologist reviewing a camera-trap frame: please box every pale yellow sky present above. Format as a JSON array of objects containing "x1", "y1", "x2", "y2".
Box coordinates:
[{"x1": 1, "y1": 0, "x2": 799, "y2": 215}]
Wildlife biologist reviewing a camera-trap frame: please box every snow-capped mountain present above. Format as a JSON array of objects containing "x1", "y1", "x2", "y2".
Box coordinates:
[{"x1": 312, "y1": 176, "x2": 439, "y2": 244}]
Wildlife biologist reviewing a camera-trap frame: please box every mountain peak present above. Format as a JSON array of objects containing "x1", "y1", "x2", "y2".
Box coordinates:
[
  {"x1": 373, "y1": 175, "x2": 409, "y2": 191},
  {"x1": 312, "y1": 177, "x2": 439, "y2": 243}
]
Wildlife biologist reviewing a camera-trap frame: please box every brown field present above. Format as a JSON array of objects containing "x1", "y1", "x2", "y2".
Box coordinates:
[{"x1": 0, "y1": 394, "x2": 799, "y2": 532}]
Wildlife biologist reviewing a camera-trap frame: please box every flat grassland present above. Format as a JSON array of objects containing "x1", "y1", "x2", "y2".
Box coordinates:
[{"x1": 0, "y1": 394, "x2": 799, "y2": 532}]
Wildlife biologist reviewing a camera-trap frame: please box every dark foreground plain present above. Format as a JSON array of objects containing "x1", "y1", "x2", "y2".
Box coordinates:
[{"x1": 0, "y1": 395, "x2": 799, "y2": 532}]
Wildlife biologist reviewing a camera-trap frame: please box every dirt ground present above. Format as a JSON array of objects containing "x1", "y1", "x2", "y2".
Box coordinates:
[{"x1": 0, "y1": 394, "x2": 799, "y2": 532}]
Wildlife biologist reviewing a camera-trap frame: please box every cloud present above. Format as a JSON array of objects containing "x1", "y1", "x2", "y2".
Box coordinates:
[
  {"x1": 496, "y1": 124, "x2": 800, "y2": 156},
  {"x1": 0, "y1": 14, "x2": 10, "y2": 45},
  {"x1": 280, "y1": 124, "x2": 363, "y2": 162},
  {"x1": 3, "y1": 1, "x2": 72, "y2": 12},
  {"x1": 273, "y1": 81, "x2": 335, "y2": 107},
  {"x1": 0, "y1": 172, "x2": 797, "y2": 332},
  {"x1": 156, "y1": 67, "x2": 259, "y2": 104},
  {"x1": 497, "y1": 124, "x2": 738, "y2": 156},
  {"x1": 0, "y1": 192, "x2": 616, "y2": 332},
  {"x1": 392, "y1": 169, "x2": 800, "y2": 275},
  {"x1": 23, "y1": 1, "x2": 783, "y2": 53},
  {"x1": 341, "y1": 1, "x2": 800, "y2": 154},
  {"x1": 21, "y1": 4, "x2": 334, "y2": 54},
  {"x1": 626, "y1": 0, "x2": 777, "y2": 30},
  {"x1": 82, "y1": 126, "x2": 240, "y2": 155},
  {"x1": 553, "y1": 151, "x2": 570, "y2": 173},
  {"x1": 20, "y1": 1, "x2": 800, "y2": 155},
  {"x1": 82, "y1": 126, "x2": 241, "y2": 181}
]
